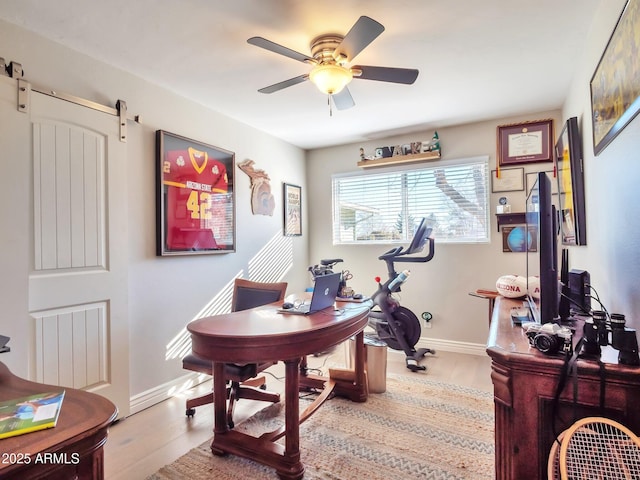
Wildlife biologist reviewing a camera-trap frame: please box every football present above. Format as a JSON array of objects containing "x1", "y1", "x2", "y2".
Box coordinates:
[
  {"x1": 527, "y1": 276, "x2": 540, "y2": 299},
  {"x1": 495, "y1": 274, "x2": 528, "y2": 298}
]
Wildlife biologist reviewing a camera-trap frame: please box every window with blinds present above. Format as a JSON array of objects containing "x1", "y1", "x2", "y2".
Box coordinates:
[{"x1": 332, "y1": 157, "x2": 489, "y2": 244}]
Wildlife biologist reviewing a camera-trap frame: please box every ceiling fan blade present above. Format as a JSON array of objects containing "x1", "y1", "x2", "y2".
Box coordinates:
[
  {"x1": 248, "y1": 37, "x2": 316, "y2": 64},
  {"x1": 333, "y1": 16, "x2": 384, "y2": 63},
  {"x1": 258, "y1": 74, "x2": 309, "y2": 94},
  {"x1": 332, "y1": 87, "x2": 355, "y2": 110},
  {"x1": 353, "y1": 65, "x2": 419, "y2": 84}
]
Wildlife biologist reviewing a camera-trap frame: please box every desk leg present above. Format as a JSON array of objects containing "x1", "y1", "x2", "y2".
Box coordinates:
[
  {"x1": 281, "y1": 358, "x2": 303, "y2": 479},
  {"x1": 353, "y1": 331, "x2": 366, "y2": 393},
  {"x1": 211, "y1": 362, "x2": 229, "y2": 455},
  {"x1": 299, "y1": 333, "x2": 368, "y2": 403}
]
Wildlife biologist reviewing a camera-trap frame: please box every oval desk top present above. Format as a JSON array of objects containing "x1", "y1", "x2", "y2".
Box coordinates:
[{"x1": 188, "y1": 301, "x2": 370, "y2": 363}]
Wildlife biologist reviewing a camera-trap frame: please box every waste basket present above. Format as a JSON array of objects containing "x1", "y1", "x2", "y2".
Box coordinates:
[{"x1": 346, "y1": 334, "x2": 388, "y2": 393}]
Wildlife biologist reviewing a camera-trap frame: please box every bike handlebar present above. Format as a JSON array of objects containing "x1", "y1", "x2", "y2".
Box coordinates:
[{"x1": 378, "y1": 237, "x2": 435, "y2": 264}]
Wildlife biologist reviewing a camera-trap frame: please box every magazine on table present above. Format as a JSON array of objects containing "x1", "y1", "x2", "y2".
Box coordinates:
[{"x1": 0, "y1": 391, "x2": 65, "y2": 439}]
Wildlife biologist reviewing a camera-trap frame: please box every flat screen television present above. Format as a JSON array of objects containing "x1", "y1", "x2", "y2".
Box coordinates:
[
  {"x1": 555, "y1": 117, "x2": 586, "y2": 245},
  {"x1": 526, "y1": 171, "x2": 559, "y2": 324}
]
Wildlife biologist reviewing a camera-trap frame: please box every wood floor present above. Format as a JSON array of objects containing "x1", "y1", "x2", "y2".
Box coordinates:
[{"x1": 103, "y1": 343, "x2": 493, "y2": 480}]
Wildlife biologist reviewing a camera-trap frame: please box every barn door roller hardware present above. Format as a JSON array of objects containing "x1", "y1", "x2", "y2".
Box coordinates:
[{"x1": 5, "y1": 58, "x2": 140, "y2": 142}]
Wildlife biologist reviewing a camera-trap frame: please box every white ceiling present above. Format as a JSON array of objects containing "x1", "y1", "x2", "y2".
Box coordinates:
[{"x1": 0, "y1": 0, "x2": 600, "y2": 150}]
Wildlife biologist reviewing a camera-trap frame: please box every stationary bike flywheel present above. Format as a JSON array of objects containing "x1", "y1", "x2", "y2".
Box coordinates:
[{"x1": 376, "y1": 306, "x2": 421, "y2": 351}]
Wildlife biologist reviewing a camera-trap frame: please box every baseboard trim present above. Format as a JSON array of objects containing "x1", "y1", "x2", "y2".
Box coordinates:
[
  {"x1": 128, "y1": 339, "x2": 486, "y2": 414},
  {"x1": 416, "y1": 337, "x2": 487, "y2": 357},
  {"x1": 129, "y1": 371, "x2": 208, "y2": 415}
]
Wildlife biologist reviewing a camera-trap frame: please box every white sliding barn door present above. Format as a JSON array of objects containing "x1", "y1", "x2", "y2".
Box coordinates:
[{"x1": 27, "y1": 90, "x2": 130, "y2": 418}]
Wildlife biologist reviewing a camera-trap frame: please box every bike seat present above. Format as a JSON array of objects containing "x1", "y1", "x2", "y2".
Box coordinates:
[{"x1": 321, "y1": 258, "x2": 343, "y2": 266}]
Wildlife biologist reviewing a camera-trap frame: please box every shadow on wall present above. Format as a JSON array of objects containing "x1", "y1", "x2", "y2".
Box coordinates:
[{"x1": 164, "y1": 231, "x2": 294, "y2": 362}]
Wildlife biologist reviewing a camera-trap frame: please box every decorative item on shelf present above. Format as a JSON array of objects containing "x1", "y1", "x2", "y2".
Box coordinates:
[
  {"x1": 423, "y1": 131, "x2": 440, "y2": 153},
  {"x1": 496, "y1": 196, "x2": 511, "y2": 214},
  {"x1": 238, "y1": 159, "x2": 275, "y2": 216},
  {"x1": 357, "y1": 131, "x2": 441, "y2": 168}
]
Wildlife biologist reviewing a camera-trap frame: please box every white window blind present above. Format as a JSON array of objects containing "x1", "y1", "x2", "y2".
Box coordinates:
[{"x1": 332, "y1": 157, "x2": 489, "y2": 244}]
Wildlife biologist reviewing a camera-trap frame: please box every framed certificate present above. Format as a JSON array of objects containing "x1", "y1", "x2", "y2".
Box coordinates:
[
  {"x1": 497, "y1": 119, "x2": 553, "y2": 166},
  {"x1": 491, "y1": 167, "x2": 524, "y2": 192}
]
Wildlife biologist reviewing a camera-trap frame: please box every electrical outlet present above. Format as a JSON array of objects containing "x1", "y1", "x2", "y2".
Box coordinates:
[{"x1": 422, "y1": 311, "x2": 432, "y2": 328}]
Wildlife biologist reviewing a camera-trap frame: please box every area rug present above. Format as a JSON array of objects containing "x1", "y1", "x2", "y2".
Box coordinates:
[{"x1": 147, "y1": 374, "x2": 495, "y2": 480}]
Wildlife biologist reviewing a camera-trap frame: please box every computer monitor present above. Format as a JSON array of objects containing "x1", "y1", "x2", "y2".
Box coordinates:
[{"x1": 526, "y1": 172, "x2": 559, "y2": 324}]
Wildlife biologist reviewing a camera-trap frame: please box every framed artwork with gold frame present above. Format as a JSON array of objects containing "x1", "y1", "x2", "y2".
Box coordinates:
[{"x1": 497, "y1": 119, "x2": 553, "y2": 166}]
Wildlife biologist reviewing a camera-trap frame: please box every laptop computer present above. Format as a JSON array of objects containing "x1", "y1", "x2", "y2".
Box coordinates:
[{"x1": 278, "y1": 272, "x2": 341, "y2": 315}]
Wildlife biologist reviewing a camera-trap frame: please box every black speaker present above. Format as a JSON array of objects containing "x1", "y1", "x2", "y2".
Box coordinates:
[{"x1": 569, "y1": 269, "x2": 590, "y2": 314}]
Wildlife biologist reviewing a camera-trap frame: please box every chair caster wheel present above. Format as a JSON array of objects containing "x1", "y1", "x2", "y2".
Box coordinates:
[
  {"x1": 186, "y1": 408, "x2": 196, "y2": 417},
  {"x1": 406, "y1": 364, "x2": 426, "y2": 372},
  {"x1": 406, "y1": 358, "x2": 426, "y2": 372}
]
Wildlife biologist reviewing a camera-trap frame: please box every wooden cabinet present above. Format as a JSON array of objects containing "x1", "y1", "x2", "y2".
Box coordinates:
[
  {"x1": 0, "y1": 362, "x2": 117, "y2": 480},
  {"x1": 487, "y1": 297, "x2": 640, "y2": 479}
]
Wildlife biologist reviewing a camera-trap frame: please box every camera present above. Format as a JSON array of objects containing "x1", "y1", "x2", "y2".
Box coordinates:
[{"x1": 526, "y1": 323, "x2": 573, "y2": 355}]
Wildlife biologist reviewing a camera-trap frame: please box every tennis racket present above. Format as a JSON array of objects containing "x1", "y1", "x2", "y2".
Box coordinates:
[{"x1": 559, "y1": 416, "x2": 640, "y2": 480}]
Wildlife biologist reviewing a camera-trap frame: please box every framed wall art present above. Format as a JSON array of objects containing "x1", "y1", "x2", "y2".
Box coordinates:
[
  {"x1": 590, "y1": 0, "x2": 640, "y2": 155},
  {"x1": 497, "y1": 119, "x2": 553, "y2": 166},
  {"x1": 156, "y1": 130, "x2": 235, "y2": 256},
  {"x1": 491, "y1": 167, "x2": 524, "y2": 193},
  {"x1": 526, "y1": 171, "x2": 558, "y2": 196},
  {"x1": 555, "y1": 117, "x2": 587, "y2": 245},
  {"x1": 283, "y1": 183, "x2": 302, "y2": 236},
  {"x1": 502, "y1": 225, "x2": 537, "y2": 253}
]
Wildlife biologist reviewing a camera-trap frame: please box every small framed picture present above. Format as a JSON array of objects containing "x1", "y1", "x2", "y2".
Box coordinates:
[
  {"x1": 497, "y1": 119, "x2": 554, "y2": 166},
  {"x1": 526, "y1": 171, "x2": 558, "y2": 196},
  {"x1": 491, "y1": 168, "x2": 524, "y2": 193},
  {"x1": 283, "y1": 183, "x2": 302, "y2": 236},
  {"x1": 502, "y1": 225, "x2": 537, "y2": 253}
]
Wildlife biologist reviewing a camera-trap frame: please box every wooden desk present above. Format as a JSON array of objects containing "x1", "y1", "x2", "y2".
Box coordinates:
[
  {"x1": 188, "y1": 300, "x2": 370, "y2": 480},
  {"x1": 487, "y1": 297, "x2": 640, "y2": 480},
  {"x1": 0, "y1": 362, "x2": 117, "y2": 480}
]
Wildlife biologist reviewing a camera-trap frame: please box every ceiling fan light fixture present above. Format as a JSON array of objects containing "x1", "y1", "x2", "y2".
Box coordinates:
[{"x1": 309, "y1": 63, "x2": 353, "y2": 95}]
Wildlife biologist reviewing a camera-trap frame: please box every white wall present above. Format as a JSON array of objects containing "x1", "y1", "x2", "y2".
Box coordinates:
[
  {"x1": 562, "y1": 0, "x2": 640, "y2": 328},
  {"x1": 0, "y1": 20, "x2": 309, "y2": 398},
  {"x1": 306, "y1": 110, "x2": 561, "y2": 347}
]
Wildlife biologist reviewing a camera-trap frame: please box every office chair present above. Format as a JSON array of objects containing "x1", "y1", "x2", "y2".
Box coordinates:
[
  {"x1": 182, "y1": 278, "x2": 287, "y2": 427},
  {"x1": 547, "y1": 416, "x2": 640, "y2": 480}
]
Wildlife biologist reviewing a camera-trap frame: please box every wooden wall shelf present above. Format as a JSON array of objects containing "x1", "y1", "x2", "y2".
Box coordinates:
[
  {"x1": 495, "y1": 212, "x2": 525, "y2": 232},
  {"x1": 357, "y1": 150, "x2": 441, "y2": 169}
]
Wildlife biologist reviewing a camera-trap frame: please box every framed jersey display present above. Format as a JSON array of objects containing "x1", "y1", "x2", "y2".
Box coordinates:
[{"x1": 156, "y1": 130, "x2": 235, "y2": 256}]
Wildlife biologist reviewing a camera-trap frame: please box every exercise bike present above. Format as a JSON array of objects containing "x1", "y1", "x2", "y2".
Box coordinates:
[{"x1": 309, "y1": 217, "x2": 436, "y2": 372}]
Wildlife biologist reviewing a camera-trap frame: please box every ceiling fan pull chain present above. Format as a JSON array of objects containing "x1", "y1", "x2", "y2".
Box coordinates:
[{"x1": 328, "y1": 95, "x2": 333, "y2": 117}]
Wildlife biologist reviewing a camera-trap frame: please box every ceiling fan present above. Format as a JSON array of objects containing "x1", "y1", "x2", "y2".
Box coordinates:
[{"x1": 247, "y1": 16, "x2": 419, "y2": 111}]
